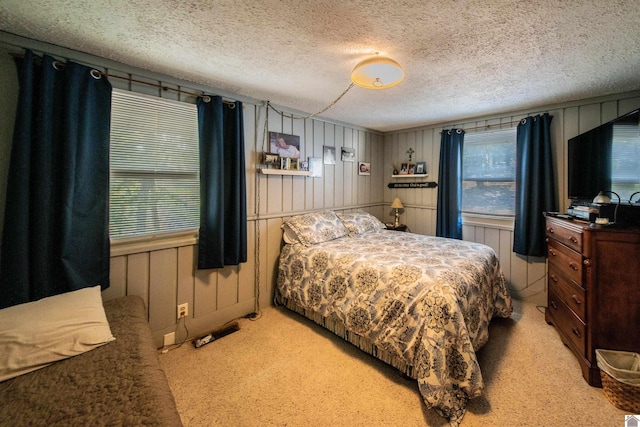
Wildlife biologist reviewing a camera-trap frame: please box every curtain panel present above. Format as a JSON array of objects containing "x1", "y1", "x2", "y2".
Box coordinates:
[
  {"x1": 436, "y1": 128, "x2": 464, "y2": 239},
  {"x1": 513, "y1": 113, "x2": 557, "y2": 256},
  {"x1": 197, "y1": 96, "x2": 247, "y2": 269},
  {"x1": 0, "y1": 51, "x2": 112, "y2": 309}
]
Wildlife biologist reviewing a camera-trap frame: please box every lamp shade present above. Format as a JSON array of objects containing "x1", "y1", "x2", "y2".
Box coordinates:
[
  {"x1": 390, "y1": 197, "x2": 404, "y2": 209},
  {"x1": 592, "y1": 190, "x2": 620, "y2": 204},
  {"x1": 351, "y1": 56, "x2": 404, "y2": 89}
]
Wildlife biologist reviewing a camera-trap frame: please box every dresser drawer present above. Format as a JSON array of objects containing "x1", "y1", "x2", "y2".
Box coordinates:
[
  {"x1": 547, "y1": 239, "x2": 583, "y2": 285},
  {"x1": 548, "y1": 264, "x2": 586, "y2": 321},
  {"x1": 546, "y1": 220, "x2": 583, "y2": 253},
  {"x1": 548, "y1": 288, "x2": 587, "y2": 357}
]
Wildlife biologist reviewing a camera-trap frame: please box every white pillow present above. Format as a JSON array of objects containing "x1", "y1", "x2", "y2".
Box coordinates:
[{"x1": 0, "y1": 285, "x2": 115, "y2": 382}]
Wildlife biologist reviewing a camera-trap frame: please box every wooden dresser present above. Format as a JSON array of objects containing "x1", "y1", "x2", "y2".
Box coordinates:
[{"x1": 545, "y1": 215, "x2": 640, "y2": 386}]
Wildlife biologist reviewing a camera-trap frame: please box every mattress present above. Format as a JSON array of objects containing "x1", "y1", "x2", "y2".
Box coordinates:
[{"x1": 0, "y1": 295, "x2": 183, "y2": 426}]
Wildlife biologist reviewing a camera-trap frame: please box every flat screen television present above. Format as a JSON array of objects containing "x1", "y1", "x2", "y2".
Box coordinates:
[{"x1": 568, "y1": 108, "x2": 640, "y2": 204}]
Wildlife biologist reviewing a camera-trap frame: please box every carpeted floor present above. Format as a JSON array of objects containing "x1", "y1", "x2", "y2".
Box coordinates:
[{"x1": 160, "y1": 299, "x2": 628, "y2": 426}]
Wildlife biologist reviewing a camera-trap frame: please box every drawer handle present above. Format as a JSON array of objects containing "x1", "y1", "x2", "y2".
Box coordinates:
[
  {"x1": 549, "y1": 248, "x2": 557, "y2": 257},
  {"x1": 584, "y1": 259, "x2": 591, "y2": 266},
  {"x1": 568, "y1": 236, "x2": 578, "y2": 244},
  {"x1": 569, "y1": 262, "x2": 579, "y2": 271},
  {"x1": 572, "y1": 327, "x2": 581, "y2": 338},
  {"x1": 550, "y1": 274, "x2": 559, "y2": 283},
  {"x1": 547, "y1": 227, "x2": 555, "y2": 234},
  {"x1": 571, "y1": 295, "x2": 581, "y2": 305},
  {"x1": 550, "y1": 300, "x2": 558, "y2": 310}
]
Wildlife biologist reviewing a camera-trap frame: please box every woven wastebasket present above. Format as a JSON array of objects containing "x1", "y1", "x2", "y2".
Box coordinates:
[{"x1": 595, "y1": 349, "x2": 640, "y2": 412}]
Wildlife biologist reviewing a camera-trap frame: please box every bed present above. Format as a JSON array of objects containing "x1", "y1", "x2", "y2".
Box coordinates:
[
  {"x1": 0, "y1": 289, "x2": 183, "y2": 427},
  {"x1": 275, "y1": 210, "x2": 513, "y2": 425}
]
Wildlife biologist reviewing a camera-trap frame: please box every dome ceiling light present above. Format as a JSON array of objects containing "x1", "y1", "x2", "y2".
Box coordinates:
[{"x1": 351, "y1": 54, "x2": 405, "y2": 90}]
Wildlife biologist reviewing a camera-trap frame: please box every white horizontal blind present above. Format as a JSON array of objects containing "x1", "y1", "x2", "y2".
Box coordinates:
[
  {"x1": 110, "y1": 89, "x2": 199, "y2": 239},
  {"x1": 462, "y1": 128, "x2": 517, "y2": 215},
  {"x1": 611, "y1": 123, "x2": 640, "y2": 201}
]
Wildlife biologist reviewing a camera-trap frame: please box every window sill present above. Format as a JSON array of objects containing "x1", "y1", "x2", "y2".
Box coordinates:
[
  {"x1": 110, "y1": 230, "x2": 198, "y2": 257},
  {"x1": 461, "y1": 213, "x2": 514, "y2": 231}
]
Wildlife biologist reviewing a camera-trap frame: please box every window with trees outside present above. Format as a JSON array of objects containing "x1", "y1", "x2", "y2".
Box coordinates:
[
  {"x1": 109, "y1": 89, "x2": 200, "y2": 239},
  {"x1": 462, "y1": 128, "x2": 517, "y2": 216}
]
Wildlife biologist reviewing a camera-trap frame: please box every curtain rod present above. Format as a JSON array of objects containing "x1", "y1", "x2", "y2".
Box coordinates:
[
  {"x1": 462, "y1": 119, "x2": 524, "y2": 132},
  {"x1": 442, "y1": 114, "x2": 552, "y2": 134},
  {"x1": 9, "y1": 52, "x2": 236, "y2": 106},
  {"x1": 100, "y1": 72, "x2": 236, "y2": 107},
  {"x1": 440, "y1": 118, "x2": 524, "y2": 134}
]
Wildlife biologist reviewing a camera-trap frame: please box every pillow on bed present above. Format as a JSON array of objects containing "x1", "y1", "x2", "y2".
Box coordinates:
[
  {"x1": 0, "y1": 285, "x2": 115, "y2": 382},
  {"x1": 338, "y1": 210, "x2": 386, "y2": 235},
  {"x1": 282, "y1": 210, "x2": 349, "y2": 246}
]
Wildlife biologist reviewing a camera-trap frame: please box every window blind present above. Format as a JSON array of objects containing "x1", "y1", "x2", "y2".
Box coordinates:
[
  {"x1": 612, "y1": 123, "x2": 640, "y2": 201},
  {"x1": 110, "y1": 89, "x2": 199, "y2": 239},
  {"x1": 462, "y1": 128, "x2": 517, "y2": 215}
]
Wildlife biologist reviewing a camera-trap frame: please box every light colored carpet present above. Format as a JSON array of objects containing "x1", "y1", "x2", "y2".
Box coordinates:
[{"x1": 160, "y1": 299, "x2": 628, "y2": 426}]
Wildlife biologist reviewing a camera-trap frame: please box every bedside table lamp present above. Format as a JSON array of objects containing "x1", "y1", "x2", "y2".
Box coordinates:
[{"x1": 391, "y1": 197, "x2": 404, "y2": 227}]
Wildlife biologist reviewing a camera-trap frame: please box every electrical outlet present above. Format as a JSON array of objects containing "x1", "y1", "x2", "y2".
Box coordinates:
[
  {"x1": 177, "y1": 303, "x2": 188, "y2": 320},
  {"x1": 163, "y1": 332, "x2": 175, "y2": 347}
]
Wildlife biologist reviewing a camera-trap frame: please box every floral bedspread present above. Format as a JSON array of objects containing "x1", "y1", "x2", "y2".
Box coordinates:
[{"x1": 276, "y1": 229, "x2": 512, "y2": 424}]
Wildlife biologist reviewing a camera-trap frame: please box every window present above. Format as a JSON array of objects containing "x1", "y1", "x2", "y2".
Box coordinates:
[
  {"x1": 110, "y1": 89, "x2": 199, "y2": 239},
  {"x1": 611, "y1": 122, "x2": 640, "y2": 201},
  {"x1": 462, "y1": 128, "x2": 516, "y2": 216}
]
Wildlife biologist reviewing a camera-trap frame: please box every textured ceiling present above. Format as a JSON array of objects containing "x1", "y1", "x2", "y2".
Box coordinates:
[{"x1": 1, "y1": 0, "x2": 639, "y2": 132}]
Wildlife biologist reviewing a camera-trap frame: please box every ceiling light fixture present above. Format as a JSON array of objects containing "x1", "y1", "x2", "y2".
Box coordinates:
[{"x1": 351, "y1": 54, "x2": 405, "y2": 90}]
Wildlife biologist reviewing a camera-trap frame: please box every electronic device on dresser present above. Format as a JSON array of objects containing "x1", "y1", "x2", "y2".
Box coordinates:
[
  {"x1": 566, "y1": 107, "x2": 640, "y2": 227},
  {"x1": 545, "y1": 215, "x2": 640, "y2": 387}
]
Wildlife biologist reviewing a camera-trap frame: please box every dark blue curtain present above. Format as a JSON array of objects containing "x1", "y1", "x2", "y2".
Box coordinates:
[
  {"x1": 436, "y1": 128, "x2": 464, "y2": 239},
  {"x1": 513, "y1": 113, "x2": 557, "y2": 256},
  {"x1": 197, "y1": 96, "x2": 247, "y2": 269},
  {"x1": 0, "y1": 51, "x2": 112, "y2": 309}
]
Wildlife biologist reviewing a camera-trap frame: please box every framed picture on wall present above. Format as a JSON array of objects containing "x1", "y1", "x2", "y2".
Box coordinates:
[
  {"x1": 415, "y1": 161, "x2": 427, "y2": 174},
  {"x1": 308, "y1": 157, "x2": 323, "y2": 177},
  {"x1": 358, "y1": 162, "x2": 370, "y2": 176},
  {"x1": 323, "y1": 146, "x2": 336, "y2": 165},
  {"x1": 269, "y1": 132, "x2": 301, "y2": 159},
  {"x1": 341, "y1": 147, "x2": 355, "y2": 162}
]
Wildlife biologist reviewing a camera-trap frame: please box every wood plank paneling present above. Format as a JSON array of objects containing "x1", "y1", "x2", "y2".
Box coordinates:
[
  {"x1": 177, "y1": 246, "x2": 194, "y2": 318},
  {"x1": 149, "y1": 249, "x2": 178, "y2": 331},
  {"x1": 194, "y1": 266, "x2": 217, "y2": 317}
]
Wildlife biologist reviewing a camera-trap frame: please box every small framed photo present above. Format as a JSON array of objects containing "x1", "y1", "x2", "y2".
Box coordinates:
[
  {"x1": 300, "y1": 161, "x2": 309, "y2": 171},
  {"x1": 358, "y1": 162, "x2": 370, "y2": 176},
  {"x1": 415, "y1": 161, "x2": 427, "y2": 174},
  {"x1": 399, "y1": 162, "x2": 410, "y2": 175},
  {"x1": 408, "y1": 164, "x2": 416, "y2": 174},
  {"x1": 308, "y1": 157, "x2": 323, "y2": 177},
  {"x1": 262, "y1": 152, "x2": 280, "y2": 165},
  {"x1": 323, "y1": 146, "x2": 336, "y2": 165},
  {"x1": 341, "y1": 147, "x2": 355, "y2": 162},
  {"x1": 279, "y1": 157, "x2": 299, "y2": 170}
]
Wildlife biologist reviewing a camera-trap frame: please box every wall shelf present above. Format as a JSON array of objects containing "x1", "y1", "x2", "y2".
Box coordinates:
[
  {"x1": 259, "y1": 168, "x2": 311, "y2": 176},
  {"x1": 391, "y1": 174, "x2": 429, "y2": 178}
]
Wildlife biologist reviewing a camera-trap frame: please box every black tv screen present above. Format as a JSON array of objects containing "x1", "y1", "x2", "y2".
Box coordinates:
[{"x1": 568, "y1": 108, "x2": 640, "y2": 203}]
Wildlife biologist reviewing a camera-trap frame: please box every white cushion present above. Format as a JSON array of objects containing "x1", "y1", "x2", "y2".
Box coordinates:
[{"x1": 0, "y1": 285, "x2": 115, "y2": 382}]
